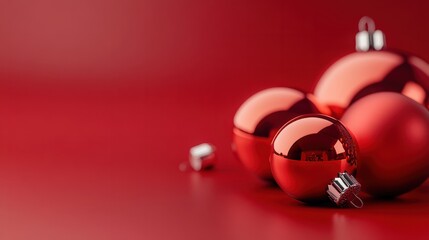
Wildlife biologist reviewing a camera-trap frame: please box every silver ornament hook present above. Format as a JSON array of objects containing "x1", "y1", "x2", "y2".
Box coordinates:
[
  {"x1": 358, "y1": 16, "x2": 376, "y2": 33},
  {"x1": 349, "y1": 192, "x2": 364, "y2": 209}
]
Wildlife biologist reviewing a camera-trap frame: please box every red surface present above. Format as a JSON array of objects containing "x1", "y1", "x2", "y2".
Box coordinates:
[{"x1": 0, "y1": 0, "x2": 428, "y2": 239}]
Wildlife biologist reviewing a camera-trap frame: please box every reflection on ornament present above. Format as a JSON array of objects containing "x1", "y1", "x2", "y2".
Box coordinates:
[
  {"x1": 270, "y1": 114, "x2": 358, "y2": 203},
  {"x1": 232, "y1": 88, "x2": 330, "y2": 181}
]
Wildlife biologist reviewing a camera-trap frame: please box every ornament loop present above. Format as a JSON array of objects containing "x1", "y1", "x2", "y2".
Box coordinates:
[
  {"x1": 358, "y1": 16, "x2": 376, "y2": 33},
  {"x1": 349, "y1": 193, "x2": 364, "y2": 209}
]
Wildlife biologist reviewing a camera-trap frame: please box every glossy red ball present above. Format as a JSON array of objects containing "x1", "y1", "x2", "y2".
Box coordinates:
[
  {"x1": 233, "y1": 88, "x2": 330, "y2": 181},
  {"x1": 341, "y1": 92, "x2": 429, "y2": 197},
  {"x1": 314, "y1": 50, "x2": 429, "y2": 117},
  {"x1": 270, "y1": 114, "x2": 358, "y2": 203}
]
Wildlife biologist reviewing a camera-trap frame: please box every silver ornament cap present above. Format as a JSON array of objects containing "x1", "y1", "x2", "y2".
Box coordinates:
[
  {"x1": 355, "y1": 16, "x2": 386, "y2": 52},
  {"x1": 327, "y1": 172, "x2": 363, "y2": 208},
  {"x1": 188, "y1": 143, "x2": 217, "y2": 171}
]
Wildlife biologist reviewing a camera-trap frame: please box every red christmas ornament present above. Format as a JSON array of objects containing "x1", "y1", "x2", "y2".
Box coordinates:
[
  {"x1": 314, "y1": 17, "x2": 429, "y2": 117},
  {"x1": 341, "y1": 92, "x2": 429, "y2": 197},
  {"x1": 270, "y1": 114, "x2": 358, "y2": 203},
  {"x1": 233, "y1": 88, "x2": 330, "y2": 181}
]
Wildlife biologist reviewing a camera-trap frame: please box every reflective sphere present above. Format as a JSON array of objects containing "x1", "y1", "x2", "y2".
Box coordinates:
[
  {"x1": 341, "y1": 92, "x2": 429, "y2": 197},
  {"x1": 233, "y1": 88, "x2": 330, "y2": 181},
  {"x1": 270, "y1": 114, "x2": 358, "y2": 203},
  {"x1": 314, "y1": 50, "x2": 429, "y2": 117}
]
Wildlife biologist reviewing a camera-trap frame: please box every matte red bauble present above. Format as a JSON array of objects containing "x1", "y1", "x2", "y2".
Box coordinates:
[
  {"x1": 341, "y1": 92, "x2": 429, "y2": 197},
  {"x1": 314, "y1": 17, "x2": 429, "y2": 117},
  {"x1": 270, "y1": 114, "x2": 358, "y2": 203},
  {"x1": 233, "y1": 88, "x2": 330, "y2": 181}
]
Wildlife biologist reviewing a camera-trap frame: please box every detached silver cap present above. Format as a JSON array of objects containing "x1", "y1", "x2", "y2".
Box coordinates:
[
  {"x1": 188, "y1": 143, "x2": 216, "y2": 171},
  {"x1": 327, "y1": 172, "x2": 363, "y2": 208},
  {"x1": 355, "y1": 16, "x2": 386, "y2": 52}
]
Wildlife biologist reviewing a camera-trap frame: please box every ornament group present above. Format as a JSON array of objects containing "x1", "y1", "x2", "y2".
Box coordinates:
[{"x1": 232, "y1": 17, "x2": 429, "y2": 207}]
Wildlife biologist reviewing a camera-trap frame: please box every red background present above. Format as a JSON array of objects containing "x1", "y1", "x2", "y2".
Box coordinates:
[{"x1": 0, "y1": 0, "x2": 428, "y2": 239}]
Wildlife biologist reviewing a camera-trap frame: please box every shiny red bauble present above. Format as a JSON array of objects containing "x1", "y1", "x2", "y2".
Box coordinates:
[
  {"x1": 232, "y1": 88, "x2": 330, "y2": 180},
  {"x1": 314, "y1": 50, "x2": 429, "y2": 117},
  {"x1": 341, "y1": 92, "x2": 429, "y2": 197},
  {"x1": 270, "y1": 114, "x2": 358, "y2": 203}
]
